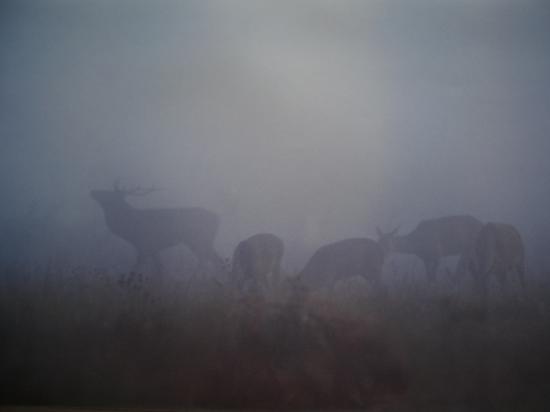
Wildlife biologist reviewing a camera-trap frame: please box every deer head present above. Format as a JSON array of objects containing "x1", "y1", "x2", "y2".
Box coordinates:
[
  {"x1": 376, "y1": 226, "x2": 400, "y2": 255},
  {"x1": 90, "y1": 180, "x2": 160, "y2": 207}
]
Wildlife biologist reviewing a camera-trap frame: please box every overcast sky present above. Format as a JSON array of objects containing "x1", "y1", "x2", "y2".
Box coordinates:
[{"x1": 1, "y1": 0, "x2": 549, "y2": 266}]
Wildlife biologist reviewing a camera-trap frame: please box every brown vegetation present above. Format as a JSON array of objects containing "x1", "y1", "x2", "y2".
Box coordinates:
[{"x1": 1, "y1": 263, "x2": 549, "y2": 410}]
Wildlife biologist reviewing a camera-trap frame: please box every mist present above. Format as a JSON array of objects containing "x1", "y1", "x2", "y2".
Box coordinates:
[
  {"x1": 1, "y1": 0, "x2": 549, "y2": 269},
  {"x1": 2, "y1": 1, "x2": 550, "y2": 409}
]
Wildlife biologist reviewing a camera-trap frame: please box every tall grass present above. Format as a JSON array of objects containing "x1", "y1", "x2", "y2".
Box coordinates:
[{"x1": 1, "y1": 263, "x2": 549, "y2": 410}]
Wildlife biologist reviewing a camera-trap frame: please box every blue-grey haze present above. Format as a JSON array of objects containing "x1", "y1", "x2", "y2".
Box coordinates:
[{"x1": 1, "y1": 0, "x2": 549, "y2": 271}]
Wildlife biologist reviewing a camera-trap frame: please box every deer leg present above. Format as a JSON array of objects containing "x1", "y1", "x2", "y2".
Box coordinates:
[
  {"x1": 454, "y1": 254, "x2": 468, "y2": 284},
  {"x1": 473, "y1": 273, "x2": 489, "y2": 315},
  {"x1": 271, "y1": 261, "x2": 282, "y2": 291},
  {"x1": 196, "y1": 260, "x2": 206, "y2": 277},
  {"x1": 365, "y1": 269, "x2": 388, "y2": 298},
  {"x1": 495, "y1": 268, "x2": 506, "y2": 290},
  {"x1": 152, "y1": 253, "x2": 164, "y2": 276},
  {"x1": 133, "y1": 252, "x2": 147, "y2": 273},
  {"x1": 513, "y1": 261, "x2": 528, "y2": 303},
  {"x1": 516, "y1": 259, "x2": 526, "y2": 289},
  {"x1": 237, "y1": 274, "x2": 246, "y2": 293},
  {"x1": 127, "y1": 253, "x2": 148, "y2": 289},
  {"x1": 423, "y1": 258, "x2": 439, "y2": 283},
  {"x1": 329, "y1": 275, "x2": 338, "y2": 292},
  {"x1": 192, "y1": 250, "x2": 208, "y2": 277},
  {"x1": 240, "y1": 270, "x2": 257, "y2": 297},
  {"x1": 241, "y1": 264, "x2": 260, "y2": 296},
  {"x1": 193, "y1": 247, "x2": 221, "y2": 277},
  {"x1": 256, "y1": 274, "x2": 269, "y2": 297},
  {"x1": 208, "y1": 249, "x2": 225, "y2": 274}
]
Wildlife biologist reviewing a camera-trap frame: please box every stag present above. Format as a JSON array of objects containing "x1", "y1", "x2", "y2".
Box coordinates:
[
  {"x1": 377, "y1": 215, "x2": 483, "y2": 282},
  {"x1": 90, "y1": 182, "x2": 223, "y2": 274},
  {"x1": 229, "y1": 233, "x2": 284, "y2": 294},
  {"x1": 465, "y1": 222, "x2": 526, "y2": 300},
  {"x1": 297, "y1": 238, "x2": 385, "y2": 290}
]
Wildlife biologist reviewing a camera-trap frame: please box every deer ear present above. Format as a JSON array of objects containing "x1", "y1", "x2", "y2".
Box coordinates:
[{"x1": 391, "y1": 226, "x2": 400, "y2": 236}]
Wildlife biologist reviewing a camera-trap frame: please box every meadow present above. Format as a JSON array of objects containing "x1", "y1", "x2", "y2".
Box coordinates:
[{"x1": 1, "y1": 263, "x2": 550, "y2": 411}]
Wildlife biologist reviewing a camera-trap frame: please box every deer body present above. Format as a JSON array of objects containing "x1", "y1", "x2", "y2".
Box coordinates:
[
  {"x1": 230, "y1": 233, "x2": 284, "y2": 294},
  {"x1": 91, "y1": 187, "x2": 222, "y2": 273},
  {"x1": 298, "y1": 238, "x2": 385, "y2": 290},
  {"x1": 466, "y1": 222, "x2": 526, "y2": 299},
  {"x1": 378, "y1": 215, "x2": 483, "y2": 282}
]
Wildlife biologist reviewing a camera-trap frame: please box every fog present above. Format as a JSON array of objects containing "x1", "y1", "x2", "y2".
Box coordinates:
[
  {"x1": 2, "y1": 2, "x2": 550, "y2": 409},
  {"x1": 1, "y1": 0, "x2": 549, "y2": 270}
]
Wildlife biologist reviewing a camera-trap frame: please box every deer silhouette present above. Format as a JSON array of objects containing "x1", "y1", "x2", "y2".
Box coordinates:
[
  {"x1": 297, "y1": 238, "x2": 386, "y2": 290},
  {"x1": 465, "y1": 222, "x2": 526, "y2": 301},
  {"x1": 377, "y1": 215, "x2": 483, "y2": 282},
  {"x1": 229, "y1": 233, "x2": 284, "y2": 295},
  {"x1": 90, "y1": 182, "x2": 223, "y2": 275}
]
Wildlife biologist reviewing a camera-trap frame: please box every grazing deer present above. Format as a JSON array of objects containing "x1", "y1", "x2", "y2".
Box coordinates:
[
  {"x1": 297, "y1": 238, "x2": 385, "y2": 290},
  {"x1": 465, "y1": 222, "x2": 526, "y2": 300},
  {"x1": 90, "y1": 182, "x2": 223, "y2": 275},
  {"x1": 229, "y1": 233, "x2": 284, "y2": 294},
  {"x1": 377, "y1": 215, "x2": 483, "y2": 282}
]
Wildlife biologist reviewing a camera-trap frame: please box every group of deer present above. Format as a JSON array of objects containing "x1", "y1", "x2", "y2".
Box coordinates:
[{"x1": 91, "y1": 184, "x2": 526, "y2": 299}]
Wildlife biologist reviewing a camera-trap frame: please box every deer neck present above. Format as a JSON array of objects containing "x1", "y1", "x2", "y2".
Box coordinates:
[
  {"x1": 393, "y1": 235, "x2": 416, "y2": 254},
  {"x1": 101, "y1": 198, "x2": 134, "y2": 228}
]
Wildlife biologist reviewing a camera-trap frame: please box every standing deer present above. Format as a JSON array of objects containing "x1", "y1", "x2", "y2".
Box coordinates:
[
  {"x1": 465, "y1": 222, "x2": 526, "y2": 301},
  {"x1": 376, "y1": 215, "x2": 483, "y2": 282},
  {"x1": 297, "y1": 238, "x2": 385, "y2": 290},
  {"x1": 229, "y1": 233, "x2": 284, "y2": 294},
  {"x1": 90, "y1": 182, "x2": 223, "y2": 275}
]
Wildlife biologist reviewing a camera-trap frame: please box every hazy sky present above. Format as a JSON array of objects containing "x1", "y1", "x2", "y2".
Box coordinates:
[{"x1": 1, "y1": 0, "x2": 549, "y2": 266}]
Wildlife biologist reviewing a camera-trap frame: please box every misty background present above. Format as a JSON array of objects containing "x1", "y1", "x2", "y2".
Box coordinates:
[{"x1": 1, "y1": 0, "x2": 549, "y2": 273}]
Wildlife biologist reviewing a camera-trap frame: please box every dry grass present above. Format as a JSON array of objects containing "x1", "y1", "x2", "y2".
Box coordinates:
[{"x1": 1, "y1": 263, "x2": 549, "y2": 410}]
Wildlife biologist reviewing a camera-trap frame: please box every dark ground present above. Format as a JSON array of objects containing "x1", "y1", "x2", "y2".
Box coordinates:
[{"x1": 1, "y1": 263, "x2": 550, "y2": 411}]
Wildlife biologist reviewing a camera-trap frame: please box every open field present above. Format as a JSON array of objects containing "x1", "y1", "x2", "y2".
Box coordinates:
[{"x1": 1, "y1": 264, "x2": 550, "y2": 410}]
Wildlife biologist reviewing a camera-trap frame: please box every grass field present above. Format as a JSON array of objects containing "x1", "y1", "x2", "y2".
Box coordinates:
[{"x1": 1, "y1": 263, "x2": 550, "y2": 410}]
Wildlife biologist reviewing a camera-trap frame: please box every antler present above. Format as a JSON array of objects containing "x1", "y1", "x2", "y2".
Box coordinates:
[
  {"x1": 376, "y1": 225, "x2": 400, "y2": 237},
  {"x1": 113, "y1": 180, "x2": 160, "y2": 196},
  {"x1": 113, "y1": 179, "x2": 122, "y2": 192},
  {"x1": 125, "y1": 184, "x2": 160, "y2": 196},
  {"x1": 391, "y1": 225, "x2": 400, "y2": 236}
]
